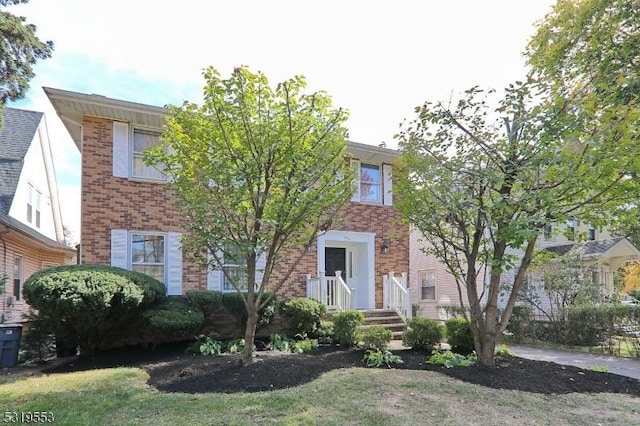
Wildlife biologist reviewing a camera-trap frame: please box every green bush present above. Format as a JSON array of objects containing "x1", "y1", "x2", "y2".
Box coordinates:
[
  {"x1": 332, "y1": 310, "x2": 364, "y2": 347},
  {"x1": 184, "y1": 290, "x2": 222, "y2": 318},
  {"x1": 361, "y1": 325, "x2": 393, "y2": 350},
  {"x1": 445, "y1": 317, "x2": 474, "y2": 354},
  {"x1": 279, "y1": 297, "x2": 327, "y2": 338},
  {"x1": 269, "y1": 333, "x2": 293, "y2": 351},
  {"x1": 23, "y1": 264, "x2": 166, "y2": 355},
  {"x1": 143, "y1": 297, "x2": 205, "y2": 338},
  {"x1": 402, "y1": 317, "x2": 444, "y2": 350},
  {"x1": 221, "y1": 291, "x2": 276, "y2": 329},
  {"x1": 317, "y1": 320, "x2": 334, "y2": 344},
  {"x1": 506, "y1": 305, "x2": 533, "y2": 343},
  {"x1": 426, "y1": 349, "x2": 476, "y2": 368},
  {"x1": 363, "y1": 349, "x2": 403, "y2": 368},
  {"x1": 292, "y1": 338, "x2": 318, "y2": 353}
]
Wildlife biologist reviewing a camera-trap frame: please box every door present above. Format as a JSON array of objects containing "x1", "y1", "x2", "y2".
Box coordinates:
[{"x1": 325, "y1": 247, "x2": 346, "y2": 280}]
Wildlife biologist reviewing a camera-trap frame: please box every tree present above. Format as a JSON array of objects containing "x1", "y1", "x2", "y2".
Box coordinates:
[
  {"x1": 0, "y1": 0, "x2": 53, "y2": 120},
  {"x1": 146, "y1": 66, "x2": 352, "y2": 364},
  {"x1": 395, "y1": 79, "x2": 638, "y2": 367}
]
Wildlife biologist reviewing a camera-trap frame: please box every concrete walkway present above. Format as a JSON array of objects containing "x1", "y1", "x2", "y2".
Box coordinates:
[{"x1": 510, "y1": 345, "x2": 640, "y2": 380}]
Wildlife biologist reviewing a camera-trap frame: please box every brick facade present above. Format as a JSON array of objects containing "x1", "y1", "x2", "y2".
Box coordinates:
[{"x1": 80, "y1": 115, "x2": 409, "y2": 306}]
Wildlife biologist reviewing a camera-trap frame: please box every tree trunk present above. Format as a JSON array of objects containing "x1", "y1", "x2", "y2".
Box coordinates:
[
  {"x1": 476, "y1": 329, "x2": 498, "y2": 368},
  {"x1": 241, "y1": 307, "x2": 258, "y2": 365}
]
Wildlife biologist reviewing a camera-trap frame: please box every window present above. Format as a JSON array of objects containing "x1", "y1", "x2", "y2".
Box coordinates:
[
  {"x1": 222, "y1": 245, "x2": 247, "y2": 291},
  {"x1": 132, "y1": 129, "x2": 165, "y2": 180},
  {"x1": 26, "y1": 185, "x2": 42, "y2": 227},
  {"x1": 566, "y1": 219, "x2": 575, "y2": 241},
  {"x1": 588, "y1": 228, "x2": 596, "y2": 241},
  {"x1": 360, "y1": 163, "x2": 381, "y2": 203},
  {"x1": 419, "y1": 270, "x2": 436, "y2": 300},
  {"x1": 131, "y1": 233, "x2": 165, "y2": 283},
  {"x1": 35, "y1": 190, "x2": 41, "y2": 228},
  {"x1": 26, "y1": 184, "x2": 33, "y2": 223},
  {"x1": 13, "y1": 256, "x2": 23, "y2": 301},
  {"x1": 543, "y1": 224, "x2": 552, "y2": 241}
]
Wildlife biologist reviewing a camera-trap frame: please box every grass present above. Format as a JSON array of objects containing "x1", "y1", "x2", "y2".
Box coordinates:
[{"x1": 1, "y1": 367, "x2": 639, "y2": 425}]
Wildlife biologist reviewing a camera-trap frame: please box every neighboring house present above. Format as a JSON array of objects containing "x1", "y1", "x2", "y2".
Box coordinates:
[
  {"x1": 0, "y1": 107, "x2": 76, "y2": 323},
  {"x1": 45, "y1": 88, "x2": 410, "y2": 315}
]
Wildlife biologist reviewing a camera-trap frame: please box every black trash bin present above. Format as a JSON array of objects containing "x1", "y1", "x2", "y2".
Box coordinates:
[{"x1": 0, "y1": 324, "x2": 23, "y2": 368}]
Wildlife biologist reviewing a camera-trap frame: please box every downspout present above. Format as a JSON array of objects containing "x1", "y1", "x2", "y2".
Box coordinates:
[{"x1": 38, "y1": 117, "x2": 65, "y2": 242}]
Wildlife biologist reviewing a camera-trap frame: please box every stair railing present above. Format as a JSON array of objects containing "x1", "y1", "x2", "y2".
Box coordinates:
[
  {"x1": 306, "y1": 271, "x2": 353, "y2": 311},
  {"x1": 383, "y1": 271, "x2": 411, "y2": 320}
]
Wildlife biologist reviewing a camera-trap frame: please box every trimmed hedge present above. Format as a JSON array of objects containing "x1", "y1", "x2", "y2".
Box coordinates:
[
  {"x1": 279, "y1": 297, "x2": 327, "y2": 338},
  {"x1": 445, "y1": 317, "x2": 474, "y2": 354},
  {"x1": 332, "y1": 310, "x2": 364, "y2": 347},
  {"x1": 221, "y1": 291, "x2": 276, "y2": 329},
  {"x1": 402, "y1": 317, "x2": 444, "y2": 350},
  {"x1": 143, "y1": 296, "x2": 205, "y2": 337},
  {"x1": 361, "y1": 324, "x2": 393, "y2": 350},
  {"x1": 23, "y1": 264, "x2": 166, "y2": 355}
]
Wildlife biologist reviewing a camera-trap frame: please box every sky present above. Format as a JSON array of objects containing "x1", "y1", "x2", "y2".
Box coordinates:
[{"x1": 7, "y1": 0, "x2": 557, "y2": 242}]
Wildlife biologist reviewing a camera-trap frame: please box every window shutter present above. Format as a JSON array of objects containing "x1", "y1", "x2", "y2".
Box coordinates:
[
  {"x1": 255, "y1": 251, "x2": 266, "y2": 287},
  {"x1": 350, "y1": 159, "x2": 361, "y2": 202},
  {"x1": 113, "y1": 121, "x2": 129, "y2": 178},
  {"x1": 166, "y1": 232, "x2": 183, "y2": 295},
  {"x1": 111, "y1": 229, "x2": 128, "y2": 268},
  {"x1": 382, "y1": 163, "x2": 393, "y2": 206},
  {"x1": 206, "y1": 251, "x2": 222, "y2": 291}
]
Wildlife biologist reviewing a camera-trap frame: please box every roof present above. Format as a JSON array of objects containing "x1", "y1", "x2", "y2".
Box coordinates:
[
  {"x1": 0, "y1": 107, "x2": 73, "y2": 253},
  {"x1": 44, "y1": 87, "x2": 400, "y2": 162},
  {"x1": 544, "y1": 237, "x2": 631, "y2": 258}
]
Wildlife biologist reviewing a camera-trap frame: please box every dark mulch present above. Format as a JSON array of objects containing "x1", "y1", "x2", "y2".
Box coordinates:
[{"x1": 37, "y1": 343, "x2": 640, "y2": 395}]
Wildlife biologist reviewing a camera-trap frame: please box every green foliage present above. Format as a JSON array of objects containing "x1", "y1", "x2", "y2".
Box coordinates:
[
  {"x1": 630, "y1": 290, "x2": 640, "y2": 301},
  {"x1": 292, "y1": 338, "x2": 318, "y2": 354},
  {"x1": 279, "y1": 297, "x2": 327, "y2": 338},
  {"x1": 316, "y1": 320, "x2": 334, "y2": 344},
  {"x1": 331, "y1": 310, "x2": 365, "y2": 347},
  {"x1": 225, "y1": 338, "x2": 255, "y2": 355},
  {"x1": 360, "y1": 325, "x2": 393, "y2": 350},
  {"x1": 363, "y1": 349, "x2": 404, "y2": 368},
  {"x1": 505, "y1": 305, "x2": 533, "y2": 343},
  {"x1": 269, "y1": 333, "x2": 293, "y2": 352},
  {"x1": 402, "y1": 318, "x2": 444, "y2": 350},
  {"x1": 494, "y1": 344, "x2": 513, "y2": 357},
  {"x1": 19, "y1": 310, "x2": 55, "y2": 363},
  {"x1": 426, "y1": 350, "x2": 477, "y2": 368},
  {"x1": 195, "y1": 334, "x2": 223, "y2": 356},
  {"x1": 221, "y1": 291, "x2": 276, "y2": 329},
  {"x1": 145, "y1": 66, "x2": 353, "y2": 363},
  {"x1": 590, "y1": 365, "x2": 610, "y2": 373},
  {"x1": 22, "y1": 264, "x2": 166, "y2": 355},
  {"x1": 143, "y1": 297, "x2": 205, "y2": 338},
  {"x1": 445, "y1": 318, "x2": 474, "y2": 355},
  {"x1": 184, "y1": 290, "x2": 222, "y2": 319}
]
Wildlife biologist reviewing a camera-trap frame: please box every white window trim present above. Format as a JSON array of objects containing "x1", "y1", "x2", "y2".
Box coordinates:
[
  {"x1": 359, "y1": 163, "x2": 382, "y2": 204},
  {"x1": 419, "y1": 269, "x2": 436, "y2": 301},
  {"x1": 112, "y1": 121, "x2": 167, "y2": 182},
  {"x1": 130, "y1": 231, "x2": 166, "y2": 283},
  {"x1": 130, "y1": 127, "x2": 167, "y2": 182},
  {"x1": 350, "y1": 160, "x2": 393, "y2": 206}
]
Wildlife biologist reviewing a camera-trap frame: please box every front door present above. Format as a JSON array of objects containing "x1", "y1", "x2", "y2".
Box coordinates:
[{"x1": 325, "y1": 247, "x2": 346, "y2": 280}]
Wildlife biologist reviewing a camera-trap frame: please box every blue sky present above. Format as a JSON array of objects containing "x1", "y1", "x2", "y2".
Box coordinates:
[{"x1": 6, "y1": 0, "x2": 556, "y2": 241}]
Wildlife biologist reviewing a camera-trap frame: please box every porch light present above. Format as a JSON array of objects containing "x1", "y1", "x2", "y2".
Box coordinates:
[
  {"x1": 304, "y1": 242, "x2": 313, "y2": 252},
  {"x1": 381, "y1": 241, "x2": 390, "y2": 254}
]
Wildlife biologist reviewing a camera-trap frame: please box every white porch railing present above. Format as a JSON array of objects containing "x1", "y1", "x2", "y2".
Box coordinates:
[
  {"x1": 383, "y1": 271, "x2": 412, "y2": 320},
  {"x1": 306, "y1": 271, "x2": 354, "y2": 311}
]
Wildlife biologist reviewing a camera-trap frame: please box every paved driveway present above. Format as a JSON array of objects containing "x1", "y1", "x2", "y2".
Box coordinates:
[{"x1": 510, "y1": 345, "x2": 640, "y2": 380}]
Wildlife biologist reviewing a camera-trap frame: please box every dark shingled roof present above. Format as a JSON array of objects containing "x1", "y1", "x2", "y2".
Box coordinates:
[
  {"x1": 0, "y1": 107, "x2": 72, "y2": 251},
  {"x1": 544, "y1": 237, "x2": 626, "y2": 257}
]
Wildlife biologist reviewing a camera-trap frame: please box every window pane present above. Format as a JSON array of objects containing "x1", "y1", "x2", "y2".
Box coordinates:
[
  {"x1": 132, "y1": 155, "x2": 165, "y2": 180},
  {"x1": 223, "y1": 265, "x2": 247, "y2": 290},
  {"x1": 421, "y1": 286, "x2": 435, "y2": 300},
  {"x1": 133, "y1": 130, "x2": 160, "y2": 153},
  {"x1": 132, "y1": 264, "x2": 165, "y2": 283},
  {"x1": 132, "y1": 234, "x2": 164, "y2": 263},
  {"x1": 13, "y1": 257, "x2": 22, "y2": 300},
  {"x1": 360, "y1": 164, "x2": 380, "y2": 202},
  {"x1": 420, "y1": 270, "x2": 436, "y2": 300}
]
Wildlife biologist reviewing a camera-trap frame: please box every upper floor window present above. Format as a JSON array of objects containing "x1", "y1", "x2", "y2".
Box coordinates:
[
  {"x1": 360, "y1": 164, "x2": 381, "y2": 203},
  {"x1": 419, "y1": 269, "x2": 436, "y2": 301},
  {"x1": 588, "y1": 228, "x2": 596, "y2": 241},
  {"x1": 13, "y1": 256, "x2": 23, "y2": 301},
  {"x1": 566, "y1": 219, "x2": 575, "y2": 241},
  {"x1": 131, "y1": 233, "x2": 165, "y2": 283},
  {"x1": 26, "y1": 184, "x2": 41, "y2": 228},
  {"x1": 543, "y1": 224, "x2": 552, "y2": 241},
  {"x1": 132, "y1": 129, "x2": 165, "y2": 180}
]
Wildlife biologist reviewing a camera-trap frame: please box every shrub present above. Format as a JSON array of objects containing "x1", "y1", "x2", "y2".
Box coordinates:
[
  {"x1": 19, "y1": 310, "x2": 55, "y2": 363},
  {"x1": 445, "y1": 317, "x2": 474, "y2": 354},
  {"x1": 221, "y1": 291, "x2": 276, "y2": 329},
  {"x1": 402, "y1": 317, "x2": 444, "y2": 350},
  {"x1": 269, "y1": 333, "x2": 293, "y2": 351},
  {"x1": 363, "y1": 349, "x2": 403, "y2": 368},
  {"x1": 23, "y1": 264, "x2": 166, "y2": 355},
  {"x1": 191, "y1": 334, "x2": 223, "y2": 356},
  {"x1": 361, "y1": 325, "x2": 393, "y2": 350},
  {"x1": 332, "y1": 310, "x2": 364, "y2": 347},
  {"x1": 317, "y1": 320, "x2": 334, "y2": 344},
  {"x1": 292, "y1": 338, "x2": 318, "y2": 353},
  {"x1": 184, "y1": 290, "x2": 222, "y2": 318},
  {"x1": 494, "y1": 344, "x2": 513, "y2": 356},
  {"x1": 426, "y1": 349, "x2": 476, "y2": 368},
  {"x1": 505, "y1": 305, "x2": 533, "y2": 343},
  {"x1": 143, "y1": 297, "x2": 205, "y2": 338},
  {"x1": 279, "y1": 297, "x2": 327, "y2": 338}
]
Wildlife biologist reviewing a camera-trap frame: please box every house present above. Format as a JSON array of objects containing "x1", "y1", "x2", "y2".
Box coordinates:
[
  {"x1": 0, "y1": 107, "x2": 76, "y2": 323},
  {"x1": 45, "y1": 87, "x2": 411, "y2": 317}
]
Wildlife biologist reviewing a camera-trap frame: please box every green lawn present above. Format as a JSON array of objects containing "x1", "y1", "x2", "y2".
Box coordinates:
[{"x1": 1, "y1": 367, "x2": 638, "y2": 425}]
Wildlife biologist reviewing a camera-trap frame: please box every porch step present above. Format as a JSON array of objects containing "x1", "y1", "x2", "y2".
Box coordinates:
[{"x1": 361, "y1": 309, "x2": 407, "y2": 340}]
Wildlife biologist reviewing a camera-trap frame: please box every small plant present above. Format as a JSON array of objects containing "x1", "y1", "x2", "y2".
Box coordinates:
[
  {"x1": 426, "y1": 350, "x2": 477, "y2": 368},
  {"x1": 292, "y1": 338, "x2": 318, "y2": 354},
  {"x1": 363, "y1": 349, "x2": 404, "y2": 368},
  {"x1": 403, "y1": 317, "x2": 444, "y2": 350},
  {"x1": 199, "y1": 336, "x2": 223, "y2": 356},
  {"x1": 269, "y1": 333, "x2": 293, "y2": 351},
  {"x1": 332, "y1": 310, "x2": 365, "y2": 347},
  {"x1": 494, "y1": 344, "x2": 514, "y2": 356},
  {"x1": 317, "y1": 320, "x2": 334, "y2": 344},
  {"x1": 445, "y1": 317, "x2": 475, "y2": 354},
  {"x1": 590, "y1": 364, "x2": 610, "y2": 373},
  {"x1": 361, "y1": 325, "x2": 392, "y2": 350},
  {"x1": 226, "y1": 338, "x2": 246, "y2": 354}
]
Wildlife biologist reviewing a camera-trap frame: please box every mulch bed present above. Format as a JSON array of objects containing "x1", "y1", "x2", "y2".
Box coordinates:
[{"x1": 35, "y1": 343, "x2": 640, "y2": 396}]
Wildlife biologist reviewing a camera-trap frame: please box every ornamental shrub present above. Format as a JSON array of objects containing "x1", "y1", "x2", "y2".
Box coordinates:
[
  {"x1": 221, "y1": 291, "x2": 276, "y2": 329},
  {"x1": 361, "y1": 324, "x2": 393, "y2": 350},
  {"x1": 184, "y1": 290, "x2": 222, "y2": 318},
  {"x1": 279, "y1": 297, "x2": 327, "y2": 338},
  {"x1": 402, "y1": 317, "x2": 444, "y2": 350},
  {"x1": 332, "y1": 310, "x2": 365, "y2": 347},
  {"x1": 142, "y1": 296, "x2": 205, "y2": 338},
  {"x1": 445, "y1": 317, "x2": 474, "y2": 354},
  {"x1": 23, "y1": 264, "x2": 166, "y2": 355}
]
